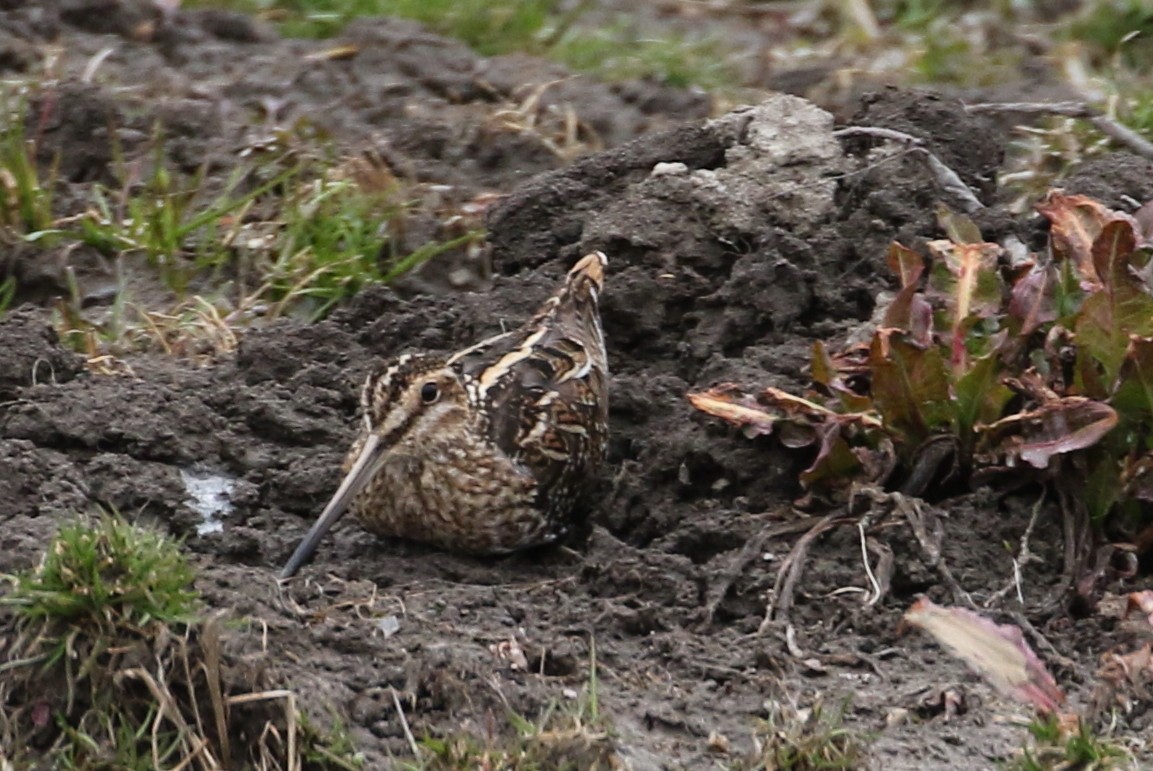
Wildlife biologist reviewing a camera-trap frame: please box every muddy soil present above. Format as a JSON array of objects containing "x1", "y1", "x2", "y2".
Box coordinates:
[{"x1": 2, "y1": 2, "x2": 1153, "y2": 769}]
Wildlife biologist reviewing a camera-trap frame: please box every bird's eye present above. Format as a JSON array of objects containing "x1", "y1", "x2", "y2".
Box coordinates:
[{"x1": 420, "y1": 382, "x2": 440, "y2": 403}]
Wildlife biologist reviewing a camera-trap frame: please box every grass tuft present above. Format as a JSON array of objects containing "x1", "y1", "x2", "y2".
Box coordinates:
[
  {"x1": 0, "y1": 91, "x2": 55, "y2": 236},
  {"x1": 737, "y1": 700, "x2": 871, "y2": 771},
  {"x1": 301, "y1": 714, "x2": 367, "y2": 770},
  {"x1": 0, "y1": 510, "x2": 361, "y2": 769},
  {"x1": 19, "y1": 126, "x2": 484, "y2": 362},
  {"x1": 1008, "y1": 715, "x2": 1134, "y2": 770},
  {"x1": 6, "y1": 512, "x2": 199, "y2": 630}
]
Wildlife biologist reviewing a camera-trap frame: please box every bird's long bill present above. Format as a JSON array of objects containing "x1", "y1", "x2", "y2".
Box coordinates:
[{"x1": 279, "y1": 434, "x2": 383, "y2": 579}]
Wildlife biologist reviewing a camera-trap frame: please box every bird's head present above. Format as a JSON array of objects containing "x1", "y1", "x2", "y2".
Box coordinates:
[{"x1": 279, "y1": 353, "x2": 472, "y2": 578}]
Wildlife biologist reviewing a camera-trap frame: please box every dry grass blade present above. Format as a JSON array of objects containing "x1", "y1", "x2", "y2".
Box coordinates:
[{"x1": 201, "y1": 614, "x2": 231, "y2": 765}]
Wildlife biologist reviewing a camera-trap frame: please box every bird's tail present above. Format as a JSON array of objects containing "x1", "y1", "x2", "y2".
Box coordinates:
[{"x1": 566, "y1": 251, "x2": 607, "y2": 297}]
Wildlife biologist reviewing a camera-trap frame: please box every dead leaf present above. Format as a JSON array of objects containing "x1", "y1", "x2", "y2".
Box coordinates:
[
  {"x1": 903, "y1": 597, "x2": 1065, "y2": 714},
  {"x1": 687, "y1": 387, "x2": 778, "y2": 438},
  {"x1": 1090, "y1": 643, "x2": 1153, "y2": 721},
  {"x1": 1125, "y1": 591, "x2": 1153, "y2": 628},
  {"x1": 1035, "y1": 190, "x2": 1114, "y2": 288},
  {"x1": 980, "y1": 397, "x2": 1117, "y2": 469},
  {"x1": 759, "y1": 386, "x2": 861, "y2": 422},
  {"x1": 1008, "y1": 262, "x2": 1057, "y2": 337}
]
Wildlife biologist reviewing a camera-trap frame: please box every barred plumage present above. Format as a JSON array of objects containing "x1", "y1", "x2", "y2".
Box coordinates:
[{"x1": 280, "y1": 252, "x2": 609, "y2": 578}]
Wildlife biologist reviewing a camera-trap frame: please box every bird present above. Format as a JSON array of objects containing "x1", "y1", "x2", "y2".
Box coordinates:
[{"x1": 279, "y1": 251, "x2": 609, "y2": 578}]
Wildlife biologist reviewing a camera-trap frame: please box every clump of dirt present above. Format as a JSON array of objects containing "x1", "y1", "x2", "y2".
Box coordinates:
[
  {"x1": 2, "y1": 2, "x2": 1152, "y2": 769},
  {"x1": 0, "y1": 308, "x2": 85, "y2": 400}
]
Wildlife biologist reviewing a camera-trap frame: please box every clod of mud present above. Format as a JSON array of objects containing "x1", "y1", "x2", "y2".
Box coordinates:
[
  {"x1": 0, "y1": 308, "x2": 84, "y2": 400},
  {"x1": 1061, "y1": 151, "x2": 1153, "y2": 210}
]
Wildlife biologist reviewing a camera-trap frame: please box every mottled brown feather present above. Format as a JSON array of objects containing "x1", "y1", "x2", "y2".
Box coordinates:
[{"x1": 279, "y1": 253, "x2": 609, "y2": 575}]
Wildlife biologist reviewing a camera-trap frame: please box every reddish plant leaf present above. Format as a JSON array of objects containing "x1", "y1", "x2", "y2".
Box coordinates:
[
  {"x1": 688, "y1": 384, "x2": 888, "y2": 493},
  {"x1": 926, "y1": 239, "x2": 1003, "y2": 372},
  {"x1": 799, "y1": 423, "x2": 864, "y2": 489},
  {"x1": 907, "y1": 292, "x2": 935, "y2": 349},
  {"x1": 1008, "y1": 262, "x2": 1058, "y2": 337},
  {"x1": 927, "y1": 240, "x2": 1004, "y2": 321},
  {"x1": 687, "y1": 387, "x2": 778, "y2": 438},
  {"x1": 1125, "y1": 590, "x2": 1153, "y2": 627},
  {"x1": 1035, "y1": 190, "x2": 1114, "y2": 287},
  {"x1": 981, "y1": 397, "x2": 1118, "y2": 469},
  {"x1": 1071, "y1": 216, "x2": 1153, "y2": 389},
  {"x1": 953, "y1": 352, "x2": 1013, "y2": 443},
  {"x1": 812, "y1": 341, "x2": 874, "y2": 414},
  {"x1": 1114, "y1": 336, "x2": 1153, "y2": 427},
  {"x1": 811, "y1": 340, "x2": 837, "y2": 389},
  {"x1": 903, "y1": 598, "x2": 1065, "y2": 715},
  {"x1": 1091, "y1": 217, "x2": 1140, "y2": 290},
  {"x1": 1135, "y1": 198, "x2": 1153, "y2": 244},
  {"x1": 829, "y1": 342, "x2": 872, "y2": 379},
  {"x1": 887, "y1": 241, "x2": 924, "y2": 289},
  {"x1": 936, "y1": 202, "x2": 984, "y2": 245},
  {"x1": 1075, "y1": 284, "x2": 1153, "y2": 392},
  {"x1": 882, "y1": 243, "x2": 932, "y2": 341},
  {"x1": 870, "y1": 330, "x2": 952, "y2": 445}
]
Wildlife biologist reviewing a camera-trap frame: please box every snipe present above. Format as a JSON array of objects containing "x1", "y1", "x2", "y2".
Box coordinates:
[{"x1": 280, "y1": 252, "x2": 609, "y2": 578}]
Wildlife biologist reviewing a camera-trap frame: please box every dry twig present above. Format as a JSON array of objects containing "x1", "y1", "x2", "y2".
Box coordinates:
[
  {"x1": 834, "y1": 125, "x2": 985, "y2": 213},
  {"x1": 761, "y1": 513, "x2": 847, "y2": 632},
  {"x1": 965, "y1": 101, "x2": 1153, "y2": 162},
  {"x1": 700, "y1": 514, "x2": 828, "y2": 625}
]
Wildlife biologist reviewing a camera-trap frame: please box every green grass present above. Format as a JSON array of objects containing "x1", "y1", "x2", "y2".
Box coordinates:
[
  {"x1": 4, "y1": 511, "x2": 199, "y2": 631},
  {"x1": 734, "y1": 700, "x2": 871, "y2": 771},
  {"x1": 302, "y1": 715, "x2": 367, "y2": 770},
  {"x1": 368, "y1": 0, "x2": 561, "y2": 55},
  {"x1": 0, "y1": 92, "x2": 54, "y2": 235},
  {"x1": 185, "y1": 0, "x2": 739, "y2": 90},
  {"x1": 553, "y1": 28, "x2": 736, "y2": 91},
  {"x1": 0, "y1": 512, "x2": 203, "y2": 766},
  {"x1": 1065, "y1": 0, "x2": 1153, "y2": 68},
  {"x1": 259, "y1": 174, "x2": 479, "y2": 320},
  {"x1": 1008, "y1": 715, "x2": 1134, "y2": 770},
  {"x1": 0, "y1": 511, "x2": 365, "y2": 769},
  {"x1": 67, "y1": 133, "x2": 291, "y2": 296},
  {"x1": 185, "y1": 0, "x2": 560, "y2": 49},
  {"x1": 0, "y1": 105, "x2": 479, "y2": 357}
]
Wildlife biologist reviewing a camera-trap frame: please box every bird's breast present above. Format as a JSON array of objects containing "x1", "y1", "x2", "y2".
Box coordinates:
[{"x1": 352, "y1": 433, "x2": 546, "y2": 553}]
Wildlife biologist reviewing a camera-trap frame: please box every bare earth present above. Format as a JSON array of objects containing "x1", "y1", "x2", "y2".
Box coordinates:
[{"x1": 3, "y1": 2, "x2": 1153, "y2": 768}]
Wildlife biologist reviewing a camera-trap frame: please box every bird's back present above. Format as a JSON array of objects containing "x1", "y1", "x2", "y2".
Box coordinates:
[{"x1": 448, "y1": 253, "x2": 609, "y2": 521}]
